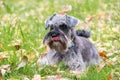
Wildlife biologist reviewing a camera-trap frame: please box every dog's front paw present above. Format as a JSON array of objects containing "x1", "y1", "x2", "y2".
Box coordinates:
[
  {"x1": 68, "y1": 62, "x2": 86, "y2": 73},
  {"x1": 37, "y1": 56, "x2": 49, "y2": 66}
]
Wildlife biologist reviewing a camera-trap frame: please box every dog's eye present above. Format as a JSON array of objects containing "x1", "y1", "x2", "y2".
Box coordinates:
[
  {"x1": 59, "y1": 24, "x2": 67, "y2": 30},
  {"x1": 50, "y1": 27, "x2": 54, "y2": 30}
]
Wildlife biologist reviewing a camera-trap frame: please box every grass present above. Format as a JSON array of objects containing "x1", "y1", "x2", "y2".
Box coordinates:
[{"x1": 0, "y1": 0, "x2": 120, "y2": 80}]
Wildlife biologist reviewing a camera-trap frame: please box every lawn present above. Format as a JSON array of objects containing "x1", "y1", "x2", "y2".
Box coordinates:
[{"x1": 0, "y1": 0, "x2": 120, "y2": 80}]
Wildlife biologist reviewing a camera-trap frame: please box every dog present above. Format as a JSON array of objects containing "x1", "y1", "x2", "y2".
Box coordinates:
[{"x1": 38, "y1": 14, "x2": 100, "y2": 72}]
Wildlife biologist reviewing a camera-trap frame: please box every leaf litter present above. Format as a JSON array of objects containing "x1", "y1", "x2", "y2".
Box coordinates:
[{"x1": 15, "y1": 56, "x2": 28, "y2": 70}]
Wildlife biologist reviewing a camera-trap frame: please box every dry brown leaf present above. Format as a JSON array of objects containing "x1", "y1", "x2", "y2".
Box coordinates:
[
  {"x1": 106, "y1": 56, "x2": 119, "y2": 66},
  {"x1": 85, "y1": 15, "x2": 96, "y2": 22},
  {"x1": 115, "y1": 72, "x2": 120, "y2": 78},
  {"x1": 99, "y1": 52, "x2": 108, "y2": 58},
  {"x1": 0, "y1": 52, "x2": 8, "y2": 61},
  {"x1": 15, "y1": 56, "x2": 28, "y2": 70},
  {"x1": 0, "y1": 64, "x2": 11, "y2": 76},
  {"x1": 32, "y1": 74, "x2": 41, "y2": 80},
  {"x1": 58, "y1": 5, "x2": 72, "y2": 15},
  {"x1": 8, "y1": 39, "x2": 22, "y2": 50},
  {"x1": 0, "y1": 73, "x2": 2, "y2": 80},
  {"x1": 111, "y1": 57, "x2": 118, "y2": 62},
  {"x1": 14, "y1": 45, "x2": 21, "y2": 50},
  {"x1": 107, "y1": 73, "x2": 112, "y2": 80},
  {"x1": 97, "y1": 62, "x2": 106, "y2": 72}
]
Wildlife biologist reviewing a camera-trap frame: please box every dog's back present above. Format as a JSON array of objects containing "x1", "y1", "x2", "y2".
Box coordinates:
[{"x1": 74, "y1": 35, "x2": 100, "y2": 67}]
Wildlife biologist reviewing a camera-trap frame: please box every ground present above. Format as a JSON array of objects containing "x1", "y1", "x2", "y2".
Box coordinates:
[{"x1": 0, "y1": 0, "x2": 120, "y2": 80}]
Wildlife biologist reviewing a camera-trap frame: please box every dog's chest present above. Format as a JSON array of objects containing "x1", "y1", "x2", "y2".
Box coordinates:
[{"x1": 58, "y1": 48, "x2": 78, "y2": 61}]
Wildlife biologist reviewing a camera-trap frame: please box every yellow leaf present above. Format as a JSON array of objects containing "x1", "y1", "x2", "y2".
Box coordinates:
[
  {"x1": 58, "y1": 5, "x2": 72, "y2": 15},
  {"x1": 97, "y1": 62, "x2": 106, "y2": 72}
]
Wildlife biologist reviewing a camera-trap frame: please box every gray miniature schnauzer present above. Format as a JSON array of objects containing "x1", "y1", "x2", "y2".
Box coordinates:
[{"x1": 38, "y1": 14, "x2": 100, "y2": 72}]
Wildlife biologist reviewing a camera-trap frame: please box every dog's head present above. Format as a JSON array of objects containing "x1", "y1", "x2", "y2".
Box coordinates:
[{"x1": 43, "y1": 14, "x2": 79, "y2": 52}]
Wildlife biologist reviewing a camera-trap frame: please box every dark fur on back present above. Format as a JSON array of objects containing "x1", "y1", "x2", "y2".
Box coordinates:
[{"x1": 76, "y1": 30, "x2": 91, "y2": 38}]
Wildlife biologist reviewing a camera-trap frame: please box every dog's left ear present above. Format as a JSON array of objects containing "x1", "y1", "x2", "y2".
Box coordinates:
[
  {"x1": 45, "y1": 14, "x2": 56, "y2": 30},
  {"x1": 66, "y1": 15, "x2": 79, "y2": 28}
]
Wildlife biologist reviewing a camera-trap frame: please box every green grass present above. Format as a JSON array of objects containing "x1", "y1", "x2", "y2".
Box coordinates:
[{"x1": 0, "y1": 0, "x2": 120, "y2": 80}]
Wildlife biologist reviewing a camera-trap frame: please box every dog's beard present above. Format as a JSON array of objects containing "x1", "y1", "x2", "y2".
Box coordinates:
[{"x1": 44, "y1": 35, "x2": 69, "y2": 52}]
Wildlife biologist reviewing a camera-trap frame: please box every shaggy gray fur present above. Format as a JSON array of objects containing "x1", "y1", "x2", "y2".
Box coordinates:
[{"x1": 38, "y1": 14, "x2": 100, "y2": 72}]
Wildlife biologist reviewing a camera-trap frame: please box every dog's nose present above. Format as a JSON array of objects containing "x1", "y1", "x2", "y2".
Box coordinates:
[{"x1": 50, "y1": 32, "x2": 59, "y2": 37}]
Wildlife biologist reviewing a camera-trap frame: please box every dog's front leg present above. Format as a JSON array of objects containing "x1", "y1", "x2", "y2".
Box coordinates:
[
  {"x1": 37, "y1": 50, "x2": 60, "y2": 66},
  {"x1": 63, "y1": 53, "x2": 86, "y2": 72},
  {"x1": 68, "y1": 59, "x2": 85, "y2": 72}
]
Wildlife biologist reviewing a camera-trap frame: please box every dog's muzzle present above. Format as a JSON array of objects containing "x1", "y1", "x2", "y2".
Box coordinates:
[{"x1": 49, "y1": 31, "x2": 61, "y2": 41}]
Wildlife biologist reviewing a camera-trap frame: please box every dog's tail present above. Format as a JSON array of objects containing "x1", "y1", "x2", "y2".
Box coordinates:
[{"x1": 76, "y1": 30, "x2": 91, "y2": 38}]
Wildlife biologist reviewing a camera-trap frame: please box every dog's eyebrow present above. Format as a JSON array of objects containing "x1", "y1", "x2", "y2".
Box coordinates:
[
  {"x1": 49, "y1": 14, "x2": 56, "y2": 20},
  {"x1": 45, "y1": 14, "x2": 56, "y2": 30}
]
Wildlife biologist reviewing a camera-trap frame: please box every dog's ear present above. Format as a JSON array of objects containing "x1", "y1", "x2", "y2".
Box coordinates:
[
  {"x1": 45, "y1": 14, "x2": 56, "y2": 30},
  {"x1": 66, "y1": 15, "x2": 79, "y2": 28}
]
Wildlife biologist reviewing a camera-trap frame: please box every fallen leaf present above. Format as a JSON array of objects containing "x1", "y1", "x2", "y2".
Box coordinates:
[
  {"x1": 106, "y1": 53, "x2": 114, "y2": 57},
  {"x1": 105, "y1": 56, "x2": 119, "y2": 66},
  {"x1": 107, "y1": 72, "x2": 113, "y2": 80},
  {"x1": 15, "y1": 56, "x2": 28, "y2": 70},
  {"x1": 0, "y1": 73, "x2": 2, "y2": 80},
  {"x1": 0, "y1": 52, "x2": 8, "y2": 61},
  {"x1": 111, "y1": 57, "x2": 118, "y2": 62},
  {"x1": 85, "y1": 15, "x2": 96, "y2": 22},
  {"x1": 32, "y1": 74, "x2": 41, "y2": 80},
  {"x1": 58, "y1": 5, "x2": 72, "y2": 14},
  {"x1": 114, "y1": 72, "x2": 120, "y2": 78},
  {"x1": 0, "y1": 64, "x2": 11, "y2": 76},
  {"x1": 107, "y1": 74, "x2": 112, "y2": 80},
  {"x1": 14, "y1": 45, "x2": 21, "y2": 50},
  {"x1": 99, "y1": 52, "x2": 108, "y2": 58},
  {"x1": 8, "y1": 39, "x2": 22, "y2": 50},
  {"x1": 97, "y1": 62, "x2": 106, "y2": 72}
]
